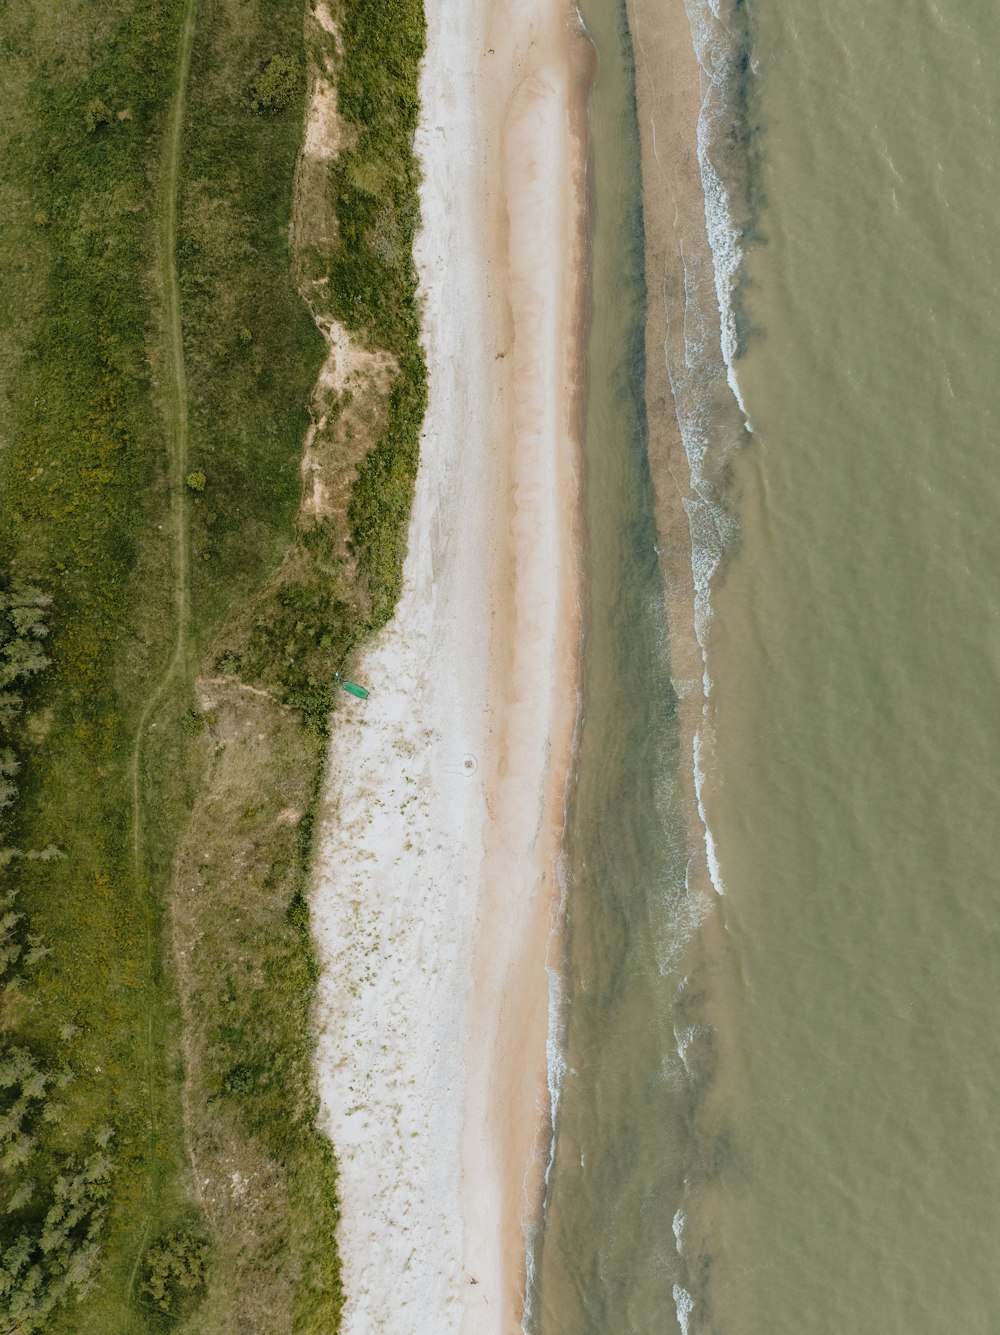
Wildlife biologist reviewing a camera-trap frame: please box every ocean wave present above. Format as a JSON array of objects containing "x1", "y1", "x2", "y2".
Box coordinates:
[
  {"x1": 685, "y1": 0, "x2": 752, "y2": 421},
  {"x1": 693, "y1": 725, "x2": 726, "y2": 895},
  {"x1": 523, "y1": 839, "x2": 573, "y2": 1334},
  {"x1": 673, "y1": 1283, "x2": 696, "y2": 1335},
  {"x1": 677, "y1": 0, "x2": 752, "y2": 479},
  {"x1": 672, "y1": 1207, "x2": 687, "y2": 1255},
  {"x1": 661, "y1": 0, "x2": 754, "y2": 914}
]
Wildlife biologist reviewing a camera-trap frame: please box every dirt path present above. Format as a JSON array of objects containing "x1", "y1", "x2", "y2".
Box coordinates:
[{"x1": 124, "y1": 0, "x2": 197, "y2": 1307}]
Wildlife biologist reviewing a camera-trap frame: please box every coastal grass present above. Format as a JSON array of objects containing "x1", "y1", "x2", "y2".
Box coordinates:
[
  {"x1": 167, "y1": 684, "x2": 342, "y2": 1331},
  {"x1": 332, "y1": 0, "x2": 428, "y2": 628},
  {"x1": 0, "y1": 0, "x2": 428, "y2": 1328},
  {"x1": 0, "y1": 4, "x2": 197, "y2": 1328}
]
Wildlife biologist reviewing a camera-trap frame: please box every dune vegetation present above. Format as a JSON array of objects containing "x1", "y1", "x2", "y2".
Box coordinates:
[{"x1": 0, "y1": 0, "x2": 425, "y2": 1329}]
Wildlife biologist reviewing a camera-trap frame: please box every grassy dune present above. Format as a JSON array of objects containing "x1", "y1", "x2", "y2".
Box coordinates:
[{"x1": 0, "y1": 0, "x2": 426, "y2": 1329}]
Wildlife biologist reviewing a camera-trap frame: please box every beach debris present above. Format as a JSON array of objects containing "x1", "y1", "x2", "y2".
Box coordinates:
[{"x1": 334, "y1": 671, "x2": 369, "y2": 700}]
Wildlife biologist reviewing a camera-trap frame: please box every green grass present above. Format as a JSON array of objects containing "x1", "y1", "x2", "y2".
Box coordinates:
[
  {"x1": 331, "y1": 0, "x2": 428, "y2": 627},
  {"x1": 0, "y1": 5, "x2": 196, "y2": 1329},
  {"x1": 178, "y1": 0, "x2": 323, "y2": 640},
  {"x1": 0, "y1": 0, "x2": 429, "y2": 1328},
  {"x1": 328, "y1": 0, "x2": 425, "y2": 354}
]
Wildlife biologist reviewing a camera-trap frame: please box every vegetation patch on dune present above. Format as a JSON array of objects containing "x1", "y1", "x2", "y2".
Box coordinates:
[{"x1": 0, "y1": 0, "x2": 428, "y2": 1328}]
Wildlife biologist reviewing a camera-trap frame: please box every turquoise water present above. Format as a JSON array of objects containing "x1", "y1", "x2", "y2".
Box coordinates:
[{"x1": 536, "y1": 0, "x2": 1000, "y2": 1330}]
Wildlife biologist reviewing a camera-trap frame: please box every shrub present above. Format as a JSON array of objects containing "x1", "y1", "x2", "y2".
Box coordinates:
[
  {"x1": 248, "y1": 56, "x2": 299, "y2": 115},
  {"x1": 215, "y1": 650, "x2": 243, "y2": 675},
  {"x1": 185, "y1": 470, "x2": 206, "y2": 493},
  {"x1": 141, "y1": 1231, "x2": 209, "y2": 1315},
  {"x1": 84, "y1": 98, "x2": 113, "y2": 133},
  {"x1": 180, "y1": 710, "x2": 203, "y2": 735}
]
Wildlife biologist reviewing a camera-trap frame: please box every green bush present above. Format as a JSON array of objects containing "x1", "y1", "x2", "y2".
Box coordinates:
[
  {"x1": 248, "y1": 55, "x2": 300, "y2": 115},
  {"x1": 83, "y1": 98, "x2": 113, "y2": 133},
  {"x1": 0, "y1": 0, "x2": 428, "y2": 1324},
  {"x1": 141, "y1": 1231, "x2": 208, "y2": 1315}
]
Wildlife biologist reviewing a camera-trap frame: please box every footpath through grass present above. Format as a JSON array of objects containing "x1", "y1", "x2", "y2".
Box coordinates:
[
  {"x1": 0, "y1": 3, "x2": 197, "y2": 1328},
  {"x1": 0, "y1": 0, "x2": 428, "y2": 1329},
  {"x1": 120, "y1": 0, "x2": 196, "y2": 1315}
]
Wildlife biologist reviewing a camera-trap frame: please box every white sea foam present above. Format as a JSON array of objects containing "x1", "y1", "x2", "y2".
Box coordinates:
[
  {"x1": 688, "y1": 0, "x2": 752, "y2": 423},
  {"x1": 521, "y1": 951, "x2": 565, "y2": 1333},
  {"x1": 677, "y1": 0, "x2": 752, "y2": 469},
  {"x1": 675, "y1": 1023, "x2": 705, "y2": 1072},
  {"x1": 660, "y1": 0, "x2": 754, "y2": 916},
  {"x1": 674, "y1": 1283, "x2": 696, "y2": 1335},
  {"x1": 698, "y1": 144, "x2": 750, "y2": 419},
  {"x1": 545, "y1": 959, "x2": 567, "y2": 1143},
  {"x1": 693, "y1": 726, "x2": 726, "y2": 896},
  {"x1": 672, "y1": 1207, "x2": 687, "y2": 1255}
]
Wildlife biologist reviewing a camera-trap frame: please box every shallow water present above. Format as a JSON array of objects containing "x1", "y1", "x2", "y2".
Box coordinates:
[
  {"x1": 528, "y1": 1, "x2": 696, "y2": 1328},
  {"x1": 536, "y1": 0, "x2": 1000, "y2": 1330}
]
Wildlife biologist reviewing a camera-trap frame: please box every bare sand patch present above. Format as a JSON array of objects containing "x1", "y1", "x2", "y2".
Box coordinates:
[
  {"x1": 313, "y1": 0, "x2": 340, "y2": 42},
  {"x1": 303, "y1": 74, "x2": 341, "y2": 160},
  {"x1": 293, "y1": 39, "x2": 397, "y2": 542},
  {"x1": 298, "y1": 319, "x2": 395, "y2": 528}
]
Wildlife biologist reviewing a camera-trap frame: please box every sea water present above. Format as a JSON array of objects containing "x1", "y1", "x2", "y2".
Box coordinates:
[
  {"x1": 534, "y1": 0, "x2": 1000, "y2": 1330},
  {"x1": 528, "y1": 0, "x2": 696, "y2": 1326}
]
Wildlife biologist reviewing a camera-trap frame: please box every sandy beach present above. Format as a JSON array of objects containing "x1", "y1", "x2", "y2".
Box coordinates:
[{"x1": 310, "y1": 2, "x2": 589, "y2": 1330}]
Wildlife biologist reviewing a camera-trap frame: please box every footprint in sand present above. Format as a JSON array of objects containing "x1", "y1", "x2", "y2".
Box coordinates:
[{"x1": 440, "y1": 753, "x2": 478, "y2": 776}]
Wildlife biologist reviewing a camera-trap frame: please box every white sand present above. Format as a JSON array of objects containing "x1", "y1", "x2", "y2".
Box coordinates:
[{"x1": 310, "y1": 1, "x2": 588, "y2": 1332}]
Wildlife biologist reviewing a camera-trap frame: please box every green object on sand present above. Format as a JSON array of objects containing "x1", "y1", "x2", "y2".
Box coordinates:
[{"x1": 341, "y1": 680, "x2": 369, "y2": 700}]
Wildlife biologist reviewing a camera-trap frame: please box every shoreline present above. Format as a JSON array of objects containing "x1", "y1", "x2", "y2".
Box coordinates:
[
  {"x1": 464, "y1": 8, "x2": 592, "y2": 1318},
  {"x1": 625, "y1": 0, "x2": 711, "y2": 808},
  {"x1": 625, "y1": 0, "x2": 749, "y2": 899},
  {"x1": 626, "y1": 0, "x2": 751, "y2": 1318},
  {"x1": 310, "y1": 1, "x2": 589, "y2": 1330}
]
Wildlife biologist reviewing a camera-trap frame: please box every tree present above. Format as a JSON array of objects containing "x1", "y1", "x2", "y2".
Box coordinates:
[
  {"x1": 141, "y1": 1231, "x2": 209, "y2": 1314},
  {"x1": 0, "y1": 581, "x2": 50, "y2": 695},
  {"x1": 0, "y1": 577, "x2": 51, "y2": 851}
]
